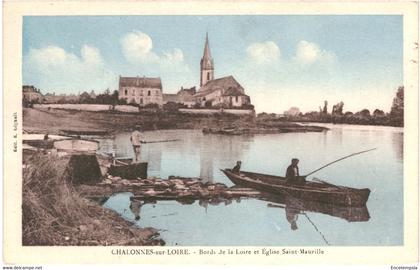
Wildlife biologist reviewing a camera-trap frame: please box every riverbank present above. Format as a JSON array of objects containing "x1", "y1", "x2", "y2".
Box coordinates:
[
  {"x1": 23, "y1": 107, "x2": 327, "y2": 135},
  {"x1": 22, "y1": 153, "x2": 164, "y2": 246}
]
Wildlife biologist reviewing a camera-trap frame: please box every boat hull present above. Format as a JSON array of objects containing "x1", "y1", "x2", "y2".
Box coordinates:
[
  {"x1": 54, "y1": 139, "x2": 99, "y2": 152},
  {"x1": 221, "y1": 169, "x2": 370, "y2": 207},
  {"x1": 109, "y1": 162, "x2": 148, "y2": 179}
]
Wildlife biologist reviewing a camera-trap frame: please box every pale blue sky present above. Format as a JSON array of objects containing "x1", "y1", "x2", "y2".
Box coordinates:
[{"x1": 23, "y1": 16, "x2": 402, "y2": 113}]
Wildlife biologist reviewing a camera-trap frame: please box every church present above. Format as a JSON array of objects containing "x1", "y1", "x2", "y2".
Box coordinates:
[
  {"x1": 193, "y1": 33, "x2": 252, "y2": 108},
  {"x1": 119, "y1": 33, "x2": 252, "y2": 109}
]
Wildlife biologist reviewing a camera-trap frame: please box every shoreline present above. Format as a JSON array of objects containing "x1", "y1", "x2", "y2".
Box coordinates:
[
  {"x1": 23, "y1": 107, "x2": 329, "y2": 135},
  {"x1": 22, "y1": 152, "x2": 165, "y2": 246}
]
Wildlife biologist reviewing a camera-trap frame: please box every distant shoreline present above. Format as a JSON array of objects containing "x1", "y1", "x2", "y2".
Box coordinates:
[{"x1": 23, "y1": 107, "x2": 329, "y2": 135}]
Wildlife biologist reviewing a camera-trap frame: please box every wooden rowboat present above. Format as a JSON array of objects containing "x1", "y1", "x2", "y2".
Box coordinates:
[
  {"x1": 53, "y1": 139, "x2": 99, "y2": 152},
  {"x1": 221, "y1": 169, "x2": 370, "y2": 207},
  {"x1": 109, "y1": 162, "x2": 148, "y2": 180}
]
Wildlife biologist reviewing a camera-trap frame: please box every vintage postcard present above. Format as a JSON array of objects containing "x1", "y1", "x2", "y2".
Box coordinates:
[{"x1": 2, "y1": 0, "x2": 419, "y2": 266}]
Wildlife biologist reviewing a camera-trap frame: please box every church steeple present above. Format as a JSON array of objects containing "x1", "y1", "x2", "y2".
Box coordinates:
[{"x1": 200, "y1": 32, "x2": 214, "y2": 87}]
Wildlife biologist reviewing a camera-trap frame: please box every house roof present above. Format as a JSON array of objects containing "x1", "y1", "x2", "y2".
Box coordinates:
[
  {"x1": 194, "y1": 76, "x2": 244, "y2": 98},
  {"x1": 119, "y1": 76, "x2": 162, "y2": 89},
  {"x1": 163, "y1": 92, "x2": 195, "y2": 103},
  {"x1": 162, "y1": 94, "x2": 178, "y2": 103},
  {"x1": 177, "y1": 86, "x2": 196, "y2": 96}
]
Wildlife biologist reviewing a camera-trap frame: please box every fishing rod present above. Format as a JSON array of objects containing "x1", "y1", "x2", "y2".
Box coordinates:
[
  {"x1": 304, "y1": 148, "x2": 377, "y2": 178},
  {"x1": 267, "y1": 202, "x2": 330, "y2": 246},
  {"x1": 302, "y1": 213, "x2": 330, "y2": 246},
  {"x1": 140, "y1": 139, "x2": 180, "y2": 144}
]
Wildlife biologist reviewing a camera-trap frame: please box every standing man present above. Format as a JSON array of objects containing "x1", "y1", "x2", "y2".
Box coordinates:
[
  {"x1": 130, "y1": 129, "x2": 142, "y2": 163},
  {"x1": 286, "y1": 158, "x2": 303, "y2": 184}
]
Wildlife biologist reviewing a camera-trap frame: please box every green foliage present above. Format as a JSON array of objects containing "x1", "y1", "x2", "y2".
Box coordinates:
[{"x1": 390, "y1": 86, "x2": 404, "y2": 126}]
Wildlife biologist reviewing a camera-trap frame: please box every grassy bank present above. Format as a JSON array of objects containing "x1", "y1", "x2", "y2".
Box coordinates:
[
  {"x1": 22, "y1": 153, "x2": 164, "y2": 246},
  {"x1": 23, "y1": 107, "x2": 328, "y2": 135},
  {"x1": 23, "y1": 107, "x2": 255, "y2": 134}
]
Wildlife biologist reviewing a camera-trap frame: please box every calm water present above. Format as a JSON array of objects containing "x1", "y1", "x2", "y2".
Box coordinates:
[{"x1": 99, "y1": 124, "x2": 403, "y2": 246}]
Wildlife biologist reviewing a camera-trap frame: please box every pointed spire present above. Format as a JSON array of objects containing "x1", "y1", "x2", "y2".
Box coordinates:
[
  {"x1": 200, "y1": 32, "x2": 214, "y2": 87},
  {"x1": 203, "y1": 32, "x2": 212, "y2": 60}
]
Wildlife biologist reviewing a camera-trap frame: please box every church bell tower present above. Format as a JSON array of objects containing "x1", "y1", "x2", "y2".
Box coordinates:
[{"x1": 200, "y1": 32, "x2": 214, "y2": 87}]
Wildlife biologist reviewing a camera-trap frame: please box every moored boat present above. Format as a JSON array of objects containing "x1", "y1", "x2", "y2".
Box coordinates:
[
  {"x1": 109, "y1": 161, "x2": 148, "y2": 180},
  {"x1": 53, "y1": 139, "x2": 99, "y2": 152},
  {"x1": 221, "y1": 169, "x2": 370, "y2": 207}
]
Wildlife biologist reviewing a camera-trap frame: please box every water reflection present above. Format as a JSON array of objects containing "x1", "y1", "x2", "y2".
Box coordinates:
[
  {"x1": 260, "y1": 192, "x2": 370, "y2": 225},
  {"x1": 391, "y1": 132, "x2": 403, "y2": 162},
  {"x1": 129, "y1": 197, "x2": 144, "y2": 221},
  {"x1": 97, "y1": 130, "x2": 252, "y2": 182},
  {"x1": 200, "y1": 154, "x2": 214, "y2": 182},
  {"x1": 105, "y1": 190, "x2": 370, "y2": 231},
  {"x1": 99, "y1": 126, "x2": 402, "y2": 246}
]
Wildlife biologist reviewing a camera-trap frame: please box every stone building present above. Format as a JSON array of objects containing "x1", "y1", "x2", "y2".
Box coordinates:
[
  {"x1": 163, "y1": 86, "x2": 196, "y2": 108},
  {"x1": 22, "y1": 85, "x2": 42, "y2": 103},
  {"x1": 118, "y1": 76, "x2": 163, "y2": 106},
  {"x1": 194, "y1": 76, "x2": 250, "y2": 107},
  {"x1": 193, "y1": 34, "x2": 252, "y2": 109}
]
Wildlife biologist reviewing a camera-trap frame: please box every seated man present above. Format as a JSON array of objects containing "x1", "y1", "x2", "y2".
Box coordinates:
[
  {"x1": 232, "y1": 161, "x2": 242, "y2": 174},
  {"x1": 285, "y1": 158, "x2": 305, "y2": 185}
]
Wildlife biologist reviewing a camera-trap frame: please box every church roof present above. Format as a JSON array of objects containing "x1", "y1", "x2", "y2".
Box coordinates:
[
  {"x1": 223, "y1": 87, "x2": 248, "y2": 97},
  {"x1": 194, "y1": 76, "x2": 244, "y2": 98},
  {"x1": 119, "y1": 76, "x2": 162, "y2": 89}
]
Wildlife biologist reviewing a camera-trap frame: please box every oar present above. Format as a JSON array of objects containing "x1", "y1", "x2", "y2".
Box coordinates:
[
  {"x1": 114, "y1": 159, "x2": 129, "y2": 166},
  {"x1": 312, "y1": 177, "x2": 346, "y2": 189},
  {"x1": 304, "y1": 148, "x2": 377, "y2": 178},
  {"x1": 140, "y1": 139, "x2": 180, "y2": 144}
]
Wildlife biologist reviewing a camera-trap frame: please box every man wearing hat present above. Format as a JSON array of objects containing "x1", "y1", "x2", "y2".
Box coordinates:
[
  {"x1": 232, "y1": 161, "x2": 242, "y2": 174},
  {"x1": 286, "y1": 158, "x2": 303, "y2": 185}
]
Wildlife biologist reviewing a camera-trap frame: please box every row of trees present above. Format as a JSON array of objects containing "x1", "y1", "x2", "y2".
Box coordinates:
[
  {"x1": 281, "y1": 86, "x2": 404, "y2": 127},
  {"x1": 78, "y1": 89, "x2": 123, "y2": 105}
]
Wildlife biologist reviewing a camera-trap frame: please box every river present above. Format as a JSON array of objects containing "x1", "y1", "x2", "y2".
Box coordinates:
[{"x1": 98, "y1": 124, "x2": 403, "y2": 246}]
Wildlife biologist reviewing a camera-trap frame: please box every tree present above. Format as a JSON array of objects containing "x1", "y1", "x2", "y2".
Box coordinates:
[
  {"x1": 79, "y1": 92, "x2": 93, "y2": 104},
  {"x1": 111, "y1": 90, "x2": 119, "y2": 103},
  {"x1": 118, "y1": 98, "x2": 127, "y2": 105},
  {"x1": 322, "y1": 100, "x2": 328, "y2": 114},
  {"x1": 163, "y1": 102, "x2": 180, "y2": 112},
  {"x1": 284, "y1": 107, "x2": 301, "y2": 117},
  {"x1": 358, "y1": 109, "x2": 371, "y2": 118},
  {"x1": 332, "y1": 101, "x2": 344, "y2": 115},
  {"x1": 373, "y1": 109, "x2": 385, "y2": 117},
  {"x1": 390, "y1": 86, "x2": 404, "y2": 126}
]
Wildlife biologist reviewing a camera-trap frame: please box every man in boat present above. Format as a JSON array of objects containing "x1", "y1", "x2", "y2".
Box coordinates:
[
  {"x1": 130, "y1": 129, "x2": 143, "y2": 163},
  {"x1": 286, "y1": 158, "x2": 305, "y2": 185},
  {"x1": 232, "y1": 161, "x2": 242, "y2": 174}
]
